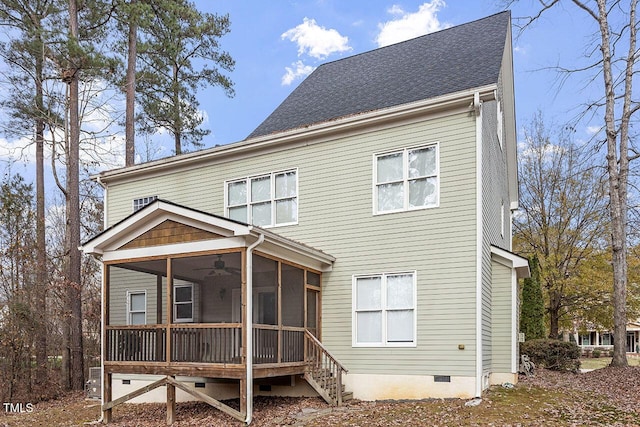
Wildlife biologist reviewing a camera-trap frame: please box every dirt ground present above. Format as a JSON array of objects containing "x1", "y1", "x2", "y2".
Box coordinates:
[{"x1": 1, "y1": 366, "x2": 639, "y2": 426}]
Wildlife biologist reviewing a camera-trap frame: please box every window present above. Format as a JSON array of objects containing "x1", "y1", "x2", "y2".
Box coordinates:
[
  {"x1": 226, "y1": 169, "x2": 297, "y2": 226},
  {"x1": 133, "y1": 195, "x2": 157, "y2": 212},
  {"x1": 601, "y1": 333, "x2": 612, "y2": 346},
  {"x1": 353, "y1": 272, "x2": 416, "y2": 346},
  {"x1": 374, "y1": 144, "x2": 438, "y2": 214},
  {"x1": 174, "y1": 284, "x2": 193, "y2": 323},
  {"x1": 497, "y1": 101, "x2": 503, "y2": 149},
  {"x1": 127, "y1": 290, "x2": 146, "y2": 325}
]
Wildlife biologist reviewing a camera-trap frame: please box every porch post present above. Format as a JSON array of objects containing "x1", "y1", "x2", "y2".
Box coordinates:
[
  {"x1": 103, "y1": 372, "x2": 112, "y2": 423},
  {"x1": 166, "y1": 258, "x2": 173, "y2": 364},
  {"x1": 103, "y1": 264, "x2": 112, "y2": 423},
  {"x1": 166, "y1": 376, "x2": 176, "y2": 425}
]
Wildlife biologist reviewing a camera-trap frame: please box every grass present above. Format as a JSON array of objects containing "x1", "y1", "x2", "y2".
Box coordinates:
[{"x1": 580, "y1": 356, "x2": 640, "y2": 370}]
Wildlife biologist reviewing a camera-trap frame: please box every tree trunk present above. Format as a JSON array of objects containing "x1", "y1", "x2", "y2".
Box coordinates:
[
  {"x1": 66, "y1": 0, "x2": 85, "y2": 390},
  {"x1": 595, "y1": 0, "x2": 630, "y2": 367},
  {"x1": 125, "y1": 16, "x2": 137, "y2": 166},
  {"x1": 548, "y1": 289, "x2": 560, "y2": 339},
  {"x1": 34, "y1": 43, "x2": 48, "y2": 387}
]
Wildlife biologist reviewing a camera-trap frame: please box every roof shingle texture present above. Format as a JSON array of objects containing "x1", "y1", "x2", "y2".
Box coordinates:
[{"x1": 248, "y1": 11, "x2": 509, "y2": 139}]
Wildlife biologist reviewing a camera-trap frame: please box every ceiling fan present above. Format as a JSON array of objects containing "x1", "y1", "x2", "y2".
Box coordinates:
[{"x1": 195, "y1": 254, "x2": 240, "y2": 276}]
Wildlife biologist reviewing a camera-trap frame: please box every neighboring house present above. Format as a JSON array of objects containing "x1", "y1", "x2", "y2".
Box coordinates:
[
  {"x1": 81, "y1": 11, "x2": 529, "y2": 424},
  {"x1": 565, "y1": 320, "x2": 640, "y2": 354}
]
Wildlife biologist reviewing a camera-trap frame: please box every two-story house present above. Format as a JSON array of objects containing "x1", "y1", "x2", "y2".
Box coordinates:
[{"x1": 81, "y1": 11, "x2": 529, "y2": 424}]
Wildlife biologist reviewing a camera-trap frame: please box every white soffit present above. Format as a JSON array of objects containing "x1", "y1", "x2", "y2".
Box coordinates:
[{"x1": 490, "y1": 246, "x2": 530, "y2": 279}]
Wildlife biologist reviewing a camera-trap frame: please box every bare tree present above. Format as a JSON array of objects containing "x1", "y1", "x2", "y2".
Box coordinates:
[
  {"x1": 510, "y1": 0, "x2": 639, "y2": 367},
  {"x1": 514, "y1": 112, "x2": 608, "y2": 338}
]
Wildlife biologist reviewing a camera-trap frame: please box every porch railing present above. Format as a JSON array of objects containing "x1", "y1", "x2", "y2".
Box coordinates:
[
  {"x1": 106, "y1": 325, "x2": 166, "y2": 362},
  {"x1": 304, "y1": 330, "x2": 349, "y2": 406},
  {"x1": 105, "y1": 324, "x2": 306, "y2": 365}
]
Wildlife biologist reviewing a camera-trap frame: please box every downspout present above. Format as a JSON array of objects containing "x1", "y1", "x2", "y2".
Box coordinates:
[
  {"x1": 245, "y1": 232, "x2": 264, "y2": 425},
  {"x1": 96, "y1": 175, "x2": 107, "y2": 424},
  {"x1": 473, "y1": 92, "x2": 484, "y2": 398}
]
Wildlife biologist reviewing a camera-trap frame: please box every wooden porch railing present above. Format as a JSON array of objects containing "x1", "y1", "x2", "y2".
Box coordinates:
[
  {"x1": 105, "y1": 324, "x2": 306, "y2": 365},
  {"x1": 304, "y1": 330, "x2": 349, "y2": 406},
  {"x1": 106, "y1": 325, "x2": 166, "y2": 362}
]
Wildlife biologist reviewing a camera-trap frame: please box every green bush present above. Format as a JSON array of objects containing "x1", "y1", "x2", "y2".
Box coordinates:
[
  {"x1": 519, "y1": 339, "x2": 581, "y2": 372},
  {"x1": 592, "y1": 349, "x2": 601, "y2": 358}
]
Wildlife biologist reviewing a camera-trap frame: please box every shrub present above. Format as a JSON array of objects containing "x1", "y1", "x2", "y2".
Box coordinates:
[
  {"x1": 592, "y1": 349, "x2": 601, "y2": 358},
  {"x1": 520, "y1": 339, "x2": 581, "y2": 372}
]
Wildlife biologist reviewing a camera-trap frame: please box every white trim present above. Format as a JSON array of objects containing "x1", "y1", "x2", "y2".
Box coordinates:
[
  {"x1": 372, "y1": 143, "x2": 440, "y2": 215},
  {"x1": 101, "y1": 237, "x2": 247, "y2": 262},
  {"x1": 474, "y1": 91, "x2": 484, "y2": 398},
  {"x1": 352, "y1": 271, "x2": 417, "y2": 348},
  {"x1": 511, "y1": 269, "x2": 518, "y2": 373},
  {"x1": 126, "y1": 289, "x2": 147, "y2": 325},
  {"x1": 173, "y1": 283, "x2": 194, "y2": 323},
  {"x1": 224, "y1": 168, "x2": 299, "y2": 228},
  {"x1": 94, "y1": 85, "x2": 498, "y2": 185},
  {"x1": 490, "y1": 246, "x2": 530, "y2": 279}
]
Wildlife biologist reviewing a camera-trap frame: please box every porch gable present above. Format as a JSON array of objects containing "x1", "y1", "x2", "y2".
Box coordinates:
[{"x1": 119, "y1": 220, "x2": 224, "y2": 250}]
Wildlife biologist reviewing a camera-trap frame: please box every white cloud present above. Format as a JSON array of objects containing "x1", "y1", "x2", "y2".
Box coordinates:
[
  {"x1": 281, "y1": 17, "x2": 351, "y2": 60},
  {"x1": 586, "y1": 125, "x2": 602, "y2": 135},
  {"x1": 281, "y1": 61, "x2": 316, "y2": 86},
  {"x1": 375, "y1": 0, "x2": 449, "y2": 47}
]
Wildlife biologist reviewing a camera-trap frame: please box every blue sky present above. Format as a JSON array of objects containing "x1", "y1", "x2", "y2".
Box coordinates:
[
  {"x1": 0, "y1": 1, "x2": 604, "y2": 175},
  {"x1": 194, "y1": 0, "x2": 601, "y2": 148}
]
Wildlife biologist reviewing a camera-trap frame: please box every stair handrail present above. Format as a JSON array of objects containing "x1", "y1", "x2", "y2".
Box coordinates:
[{"x1": 304, "y1": 330, "x2": 349, "y2": 373}]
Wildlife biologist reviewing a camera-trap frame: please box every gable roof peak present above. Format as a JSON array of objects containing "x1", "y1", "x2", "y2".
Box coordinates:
[{"x1": 248, "y1": 11, "x2": 511, "y2": 139}]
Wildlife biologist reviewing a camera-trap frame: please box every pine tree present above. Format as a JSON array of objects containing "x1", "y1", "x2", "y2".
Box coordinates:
[{"x1": 520, "y1": 255, "x2": 545, "y2": 340}]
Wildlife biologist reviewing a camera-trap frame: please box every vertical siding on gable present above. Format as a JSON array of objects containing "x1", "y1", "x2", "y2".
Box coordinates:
[{"x1": 105, "y1": 109, "x2": 479, "y2": 377}]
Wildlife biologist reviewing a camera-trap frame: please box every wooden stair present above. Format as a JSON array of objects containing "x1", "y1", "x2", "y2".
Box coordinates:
[{"x1": 304, "y1": 331, "x2": 351, "y2": 406}]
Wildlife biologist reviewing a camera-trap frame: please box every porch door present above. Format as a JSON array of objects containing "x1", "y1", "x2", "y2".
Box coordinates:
[
  {"x1": 306, "y1": 288, "x2": 319, "y2": 338},
  {"x1": 627, "y1": 332, "x2": 636, "y2": 353}
]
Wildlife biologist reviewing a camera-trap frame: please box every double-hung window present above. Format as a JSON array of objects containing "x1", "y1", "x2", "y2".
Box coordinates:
[
  {"x1": 226, "y1": 169, "x2": 298, "y2": 227},
  {"x1": 173, "y1": 284, "x2": 193, "y2": 323},
  {"x1": 127, "y1": 290, "x2": 146, "y2": 325},
  {"x1": 353, "y1": 272, "x2": 416, "y2": 346},
  {"x1": 374, "y1": 144, "x2": 438, "y2": 214}
]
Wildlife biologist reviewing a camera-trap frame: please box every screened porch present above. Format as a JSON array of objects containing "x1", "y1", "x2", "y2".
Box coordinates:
[{"x1": 105, "y1": 251, "x2": 321, "y2": 371}]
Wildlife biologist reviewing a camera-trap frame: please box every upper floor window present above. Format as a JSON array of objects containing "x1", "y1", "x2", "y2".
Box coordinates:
[
  {"x1": 353, "y1": 272, "x2": 416, "y2": 347},
  {"x1": 226, "y1": 169, "x2": 298, "y2": 227},
  {"x1": 374, "y1": 144, "x2": 439, "y2": 214},
  {"x1": 133, "y1": 195, "x2": 157, "y2": 212}
]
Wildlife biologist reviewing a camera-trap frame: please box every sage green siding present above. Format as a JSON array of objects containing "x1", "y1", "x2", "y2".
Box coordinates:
[
  {"x1": 481, "y1": 95, "x2": 511, "y2": 375},
  {"x1": 105, "y1": 110, "x2": 479, "y2": 377},
  {"x1": 491, "y1": 260, "x2": 512, "y2": 372}
]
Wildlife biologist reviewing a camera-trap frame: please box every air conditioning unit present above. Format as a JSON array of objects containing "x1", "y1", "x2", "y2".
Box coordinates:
[{"x1": 85, "y1": 367, "x2": 101, "y2": 400}]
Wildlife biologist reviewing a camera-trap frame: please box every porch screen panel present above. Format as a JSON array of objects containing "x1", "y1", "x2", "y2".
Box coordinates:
[
  {"x1": 253, "y1": 255, "x2": 278, "y2": 325},
  {"x1": 282, "y1": 264, "x2": 304, "y2": 327}
]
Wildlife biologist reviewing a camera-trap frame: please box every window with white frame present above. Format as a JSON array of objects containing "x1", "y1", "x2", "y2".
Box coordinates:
[
  {"x1": 374, "y1": 144, "x2": 438, "y2": 214},
  {"x1": 353, "y1": 272, "x2": 416, "y2": 346},
  {"x1": 497, "y1": 101, "x2": 503, "y2": 149},
  {"x1": 226, "y1": 169, "x2": 298, "y2": 227},
  {"x1": 133, "y1": 195, "x2": 157, "y2": 212},
  {"x1": 173, "y1": 284, "x2": 193, "y2": 323},
  {"x1": 127, "y1": 290, "x2": 146, "y2": 325}
]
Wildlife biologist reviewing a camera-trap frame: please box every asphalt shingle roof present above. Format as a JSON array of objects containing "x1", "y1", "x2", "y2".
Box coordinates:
[{"x1": 248, "y1": 11, "x2": 510, "y2": 139}]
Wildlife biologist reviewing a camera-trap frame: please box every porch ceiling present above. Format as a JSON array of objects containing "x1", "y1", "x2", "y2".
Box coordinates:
[{"x1": 80, "y1": 199, "x2": 335, "y2": 272}]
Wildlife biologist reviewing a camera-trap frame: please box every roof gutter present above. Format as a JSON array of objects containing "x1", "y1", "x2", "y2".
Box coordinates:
[
  {"x1": 245, "y1": 231, "x2": 264, "y2": 425},
  {"x1": 93, "y1": 85, "x2": 497, "y2": 184}
]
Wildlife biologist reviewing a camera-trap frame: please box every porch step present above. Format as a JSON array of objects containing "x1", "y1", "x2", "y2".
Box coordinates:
[{"x1": 341, "y1": 391, "x2": 353, "y2": 402}]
